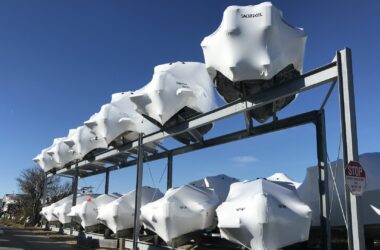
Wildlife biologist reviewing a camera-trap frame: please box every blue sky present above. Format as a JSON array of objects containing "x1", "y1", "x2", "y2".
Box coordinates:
[{"x1": 0, "y1": 0, "x2": 379, "y2": 197}]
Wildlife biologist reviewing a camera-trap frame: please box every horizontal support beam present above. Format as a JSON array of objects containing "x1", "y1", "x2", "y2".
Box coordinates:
[
  {"x1": 79, "y1": 110, "x2": 319, "y2": 178},
  {"x1": 51, "y1": 61, "x2": 337, "y2": 177}
]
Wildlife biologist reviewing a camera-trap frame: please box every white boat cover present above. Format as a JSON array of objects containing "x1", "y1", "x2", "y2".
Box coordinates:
[
  {"x1": 267, "y1": 172, "x2": 301, "y2": 191},
  {"x1": 201, "y1": 2, "x2": 307, "y2": 123},
  {"x1": 189, "y1": 174, "x2": 239, "y2": 202},
  {"x1": 46, "y1": 137, "x2": 76, "y2": 168},
  {"x1": 97, "y1": 187, "x2": 163, "y2": 233},
  {"x1": 140, "y1": 184, "x2": 220, "y2": 243},
  {"x1": 68, "y1": 194, "x2": 120, "y2": 228},
  {"x1": 129, "y1": 62, "x2": 217, "y2": 126},
  {"x1": 84, "y1": 92, "x2": 160, "y2": 146},
  {"x1": 40, "y1": 195, "x2": 74, "y2": 222},
  {"x1": 41, "y1": 205, "x2": 56, "y2": 222},
  {"x1": 217, "y1": 179, "x2": 312, "y2": 250},
  {"x1": 201, "y1": 2, "x2": 306, "y2": 82},
  {"x1": 53, "y1": 194, "x2": 96, "y2": 224},
  {"x1": 33, "y1": 146, "x2": 57, "y2": 172},
  {"x1": 297, "y1": 152, "x2": 380, "y2": 226},
  {"x1": 63, "y1": 125, "x2": 108, "y2": 159},
  {"x1": 140, "y1": 175, "x2": 237, "y2": 243}
]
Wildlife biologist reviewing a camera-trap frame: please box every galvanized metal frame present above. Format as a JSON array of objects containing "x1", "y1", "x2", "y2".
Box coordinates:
[
  {"x1": 337, "y1": 49, "x2": 365, "y2": 250},
  {"x1": 104, "y1": 168, "x2": 110, "y2": 194},
  {"x1": 42, "y1": 48, "x2": 364, "y2": 250},
  {"x1": 70, "y1": 163, "x2": 79, "y2": 235}
]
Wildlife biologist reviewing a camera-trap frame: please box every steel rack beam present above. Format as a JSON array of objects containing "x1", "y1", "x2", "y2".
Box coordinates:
[
  {"x1": 167, "y1": 152, "x2": 173, "y2": 190},
  {"x1": 104, "y1": 168, "x2": 110, "y2": 194},
  {"x1": 132, "y1": 134, "x2": 144, "y2": 250},
  {"x1": 41, "y1": 173, "x2": 48, "y2": 207},
  {"x1": 338, "y1": 48, "x2": 365, "y2": 250},
  {"x1": 49, "y1": 61, "x2": 338, "y2": 178},
  {"x1": 70, "y1": 164, "x2": 79, "y2": 235},
  {"x1": 78, "y1": 110, "x2": 320, "y2": 178},
  {"x1": 315, "y1": 110, "x2": 331, "y2": 250}
]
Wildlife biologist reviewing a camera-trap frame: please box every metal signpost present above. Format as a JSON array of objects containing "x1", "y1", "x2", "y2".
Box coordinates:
[
  {"x1": 345, "y1": 161, "x2": 366, "y2": 196},
  {"x1": 338, "y1": 48, "x2": 365, "y2": 250}
]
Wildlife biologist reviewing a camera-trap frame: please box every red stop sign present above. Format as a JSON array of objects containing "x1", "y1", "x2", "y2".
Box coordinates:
[
  {"x1": 345, "y1": 161, "x2": 366, "y2": 178},
  {"x1": 345, "y1": 161, "x2": 366, "y2": 196}
]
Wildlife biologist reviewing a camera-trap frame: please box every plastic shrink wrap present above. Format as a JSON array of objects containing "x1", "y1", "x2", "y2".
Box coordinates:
[
  {"x1": 267, "y1": 172, "x2": 301, "y2": 191},
  {"x1": 52, "y1": 194, "x2": 96, "y2": 225},
  {"x1": 96, "y1": 187, "x2": 163, "y2": 234},
  {"x1": 84, "y1": 92, "x2": 160, "y2": 149},
  {"x1": 33, "y1": 140, "x2": 62, "y2": 172},
  {"x1": 217, "y1": 179, "x2": 312, "y2": 250},
  {"x1": 201, "y1": 2, "x2": 307, "y2": 123},
  {"x1": 129, "y1": 62, "x2": 217, "y2": 144},
  {"x1": 63, "y1": 125, "x2": 108, "y2": 160},
  {"x1": 40, "y1": 196, "x2": 72, "y2": 222},
  {"x1": 68, "y1": 194, "x2": 121, "y2": 228},
  {"x1": 46, "y1": 137, "x2": 76, "y2": 169},
  {"x1": 141, "y1": 175, "x2": 238, "y2": 243}
]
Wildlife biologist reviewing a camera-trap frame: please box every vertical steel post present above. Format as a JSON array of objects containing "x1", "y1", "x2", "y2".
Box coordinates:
[
  {"x1": 41, "y1": 173, "x2": 49, "y2": 230},
  {"x1": 41, "y1": 173, "x2": 48, "y2": 207},
  {"x1": 105, "y1": 168, "x2": 110, "y2": 194},
  {"x1": 167, "y1": 152, "x2": 173, "y2": 190},
  {"x1": 315, "y1": 110, "x2": 331, "y2": 250},
  {"x1": 337, "y1": 48, "x2": 365, "y2": 250},
  {"x1": 70, "y1": 163, "x2": 79, "y2": 235},
  {"x1": 132, "y1": 134, "x2": 144, "y2": 250}
]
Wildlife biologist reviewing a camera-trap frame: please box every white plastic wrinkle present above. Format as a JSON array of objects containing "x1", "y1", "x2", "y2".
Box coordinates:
[
  {"x1": 189, "y1": 174, "x2": 239, "y2": 202},
  {"x1": 141, "y1": 175, "x2": 238, "y2": 243},
  {"x1": 267, "y1": 172, "x2": 301, "y2": 190},
  {"x1": 33, "y1": 139, "x2": 62, "y2": 172},
  {"x1": 63, "y1": 125, "x2": 108, "y2": 159},
  {"x1": 141, "y1": 185, "x2": 219, "y2": 243},
  {"x1": 68, "y1": 194, "x2": 120, "y2": 228},
  {"x1": 96, "y1": 187, "x2": 163, "y2": 234},
  {"x1": 84, "y1": 91, "x2": 160, "y2": 146},
  {"x1": 53, "y1": 194, "x2": 96, "y2": 225},
  {"x1": 129, "y1": 62, "x2": 217, "y2": 125},
  {"x1": 201, "y1": 2, "x2": 307, "y2": 82},
  {"x1": 46, "y1": 137, "x2": 76, "y2": 169},
  {"x1": 40, "y1": 196, "x2": 73, "y2": 222},
  {"x1": 217, "y1": 179, "x2": 312, "y2": 250}
]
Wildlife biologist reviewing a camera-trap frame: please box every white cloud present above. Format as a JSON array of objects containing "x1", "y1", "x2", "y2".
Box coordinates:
[{"x1": 232, "y1": 155, "x2": 258, "y2": 165}]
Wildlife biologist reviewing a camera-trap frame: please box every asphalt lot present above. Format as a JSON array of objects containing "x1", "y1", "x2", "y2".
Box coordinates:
[{"x1": 0, "y1": 225, "x2": 79, "y2": 250}]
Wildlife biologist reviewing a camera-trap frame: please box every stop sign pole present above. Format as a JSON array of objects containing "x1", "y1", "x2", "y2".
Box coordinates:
[{"x1": 338, "y1": 48, "x2": 365, "y2": 250}]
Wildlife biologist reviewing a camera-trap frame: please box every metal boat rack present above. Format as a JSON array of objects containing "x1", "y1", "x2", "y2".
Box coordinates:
[{"x1": 42, "y1": 48, "x2": 365, "y2": 250}]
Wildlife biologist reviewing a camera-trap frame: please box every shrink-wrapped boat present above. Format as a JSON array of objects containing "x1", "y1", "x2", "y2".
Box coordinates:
[
  {"x1": 217, "y1": 179, "x2": 312, "y2": 250},
  {"x1": 267, "y1": 172, "x2": 301, "y2": 191},
  {"x1": 68, "y1": 193, "x2": 121, "y2": 229},
  {"x1": 141, "y1": 175, "x2": 238, "y2": 245},
  {"x1": 46, "y1": 137, "x2": 76, "y2": 168},
  {"x1": 40, "y1": 197, "x2": 71, "y2": 222},
  {"x1": 201, "y1": 2, "x2": 307, "y2": 122},
  {"x1": 33, "y1": 140, "x2": 62, "y2": 172},
  {"x1": 96, "y1": 187, "x2": 163, "y2": 234},
  {"x1": 84, "y1": 92, "x2": 160, "y2": 149},
  {"x1": 189, "y1": 174, "x2": 239, "y2": 201},
  {"x1": 53, "y1": 194, "x2": 97, "y2": 225},
  {"x1": 63, "y1": 125, "x2": 108, "y2": 159},
  {"x1": 129, "y1": 62, "x2": 217, "y2": 144}
]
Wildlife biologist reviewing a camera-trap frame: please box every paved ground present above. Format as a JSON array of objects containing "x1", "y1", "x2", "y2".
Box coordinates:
[{"x1": 0, "y1": 225, "x2": 80, "y2": 250}]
